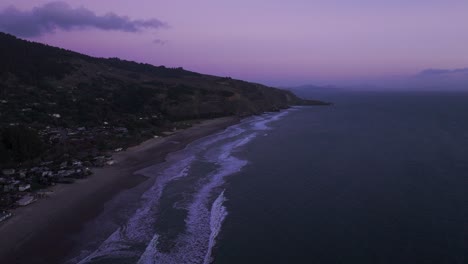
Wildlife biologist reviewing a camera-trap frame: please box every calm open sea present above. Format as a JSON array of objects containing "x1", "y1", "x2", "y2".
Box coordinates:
[
  {"x1": 215, "y1": 92, "x2": 468, "y2": 264},
  {"x1": 70, "y1": 92, "x2": 468, "y2": 264}
]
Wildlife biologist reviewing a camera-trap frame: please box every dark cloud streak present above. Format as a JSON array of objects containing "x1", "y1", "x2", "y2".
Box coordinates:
[
  {"x1": 0, "y1": 1, "x2": 167, "y2": 37},
  {"x1": 152, "y1": 39, "x2": 168, "y2": 45}
]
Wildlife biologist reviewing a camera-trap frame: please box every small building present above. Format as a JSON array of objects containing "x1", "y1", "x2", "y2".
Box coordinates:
[
  {"x1": 18, "y1": 170, "x2": 27, "y2": 178},
  {"x1": 60, "y1": 161, "x2": 68, "y2": 169},
  {"x1": 57, "y1": 170, "x2": 74, "y2": 177},
  {"x1": 18, "y1": 184, "x2": 31, "y2": 192},
  {"x1": 41, "y1": 171, "x2": 53, "y2": 177},
  {"x1": 93, "y1": 156, "x2": 106, "y2": 167},
  {"x1": 84, "y1": 167, "x2": 92, "y2": 176},
  {"x1": 1, "y1": 169, "x2": 15, "y2": 176},
  {"x1": 3, "y1": 184, "x2": 16, "y2": 192},
  {"x1": 17, "y1": 195, "x2": 36, "y2": 206}
]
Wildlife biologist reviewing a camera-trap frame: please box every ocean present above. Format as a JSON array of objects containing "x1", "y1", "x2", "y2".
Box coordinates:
[{"x1": 69, "y1": 92, "x2": 468, "y2": 264}]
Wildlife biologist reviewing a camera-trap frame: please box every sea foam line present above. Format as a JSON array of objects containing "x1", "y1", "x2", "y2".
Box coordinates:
[
  {"x1": 74, "y1": 110, "x2": 293, "y2": 263},
  {"x1": 203, "y1": 191, "x2": 228, "y2": 264},
  {"x1": 75, "y1": 157, "x2": 194, "y2": 264},
  {"x1": 137, "y1": 134, "x2": 256, "y2": 264},
  {"x1": 73, "y1": 121, "x2": 249, "y2": 263}
]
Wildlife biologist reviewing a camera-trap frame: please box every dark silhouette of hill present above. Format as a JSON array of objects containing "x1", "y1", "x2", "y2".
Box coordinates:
[{"x1": 0, "y1": 32, "x2": 328, "y2": 166}]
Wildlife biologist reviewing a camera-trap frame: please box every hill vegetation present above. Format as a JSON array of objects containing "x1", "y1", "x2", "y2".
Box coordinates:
[{"x1": 0, "y1": 32, "x2": 328, "y2": 167}]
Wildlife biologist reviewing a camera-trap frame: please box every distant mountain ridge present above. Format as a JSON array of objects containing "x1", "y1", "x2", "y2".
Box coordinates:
[
  {"x1": 418, "y1": 68, "x2": 468, "y2": 76},
  {"x1": 406, "y1": 67, "x2": 468, "y2": 90},
  {"x1": 289, "y1": 68, "x2": 468, "y2": 93}
]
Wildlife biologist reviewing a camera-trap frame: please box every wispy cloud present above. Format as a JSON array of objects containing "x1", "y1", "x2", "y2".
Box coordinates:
[
  {"x1": 152, "y1": 39, "x2": 168, "y2": 45},
  {"x1": 0, "y1": 1, "x2": 168, "y2": 37},
  {"x1": 418, "y1": 68, "x2": 468, "y2": 76}
]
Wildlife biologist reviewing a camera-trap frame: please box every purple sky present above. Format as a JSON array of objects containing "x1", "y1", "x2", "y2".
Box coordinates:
[{"x1": 1, "y1": 0, "x2": 467, "y2": 86}]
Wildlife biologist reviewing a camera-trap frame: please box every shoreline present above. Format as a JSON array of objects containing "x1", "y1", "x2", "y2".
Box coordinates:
[{"x1": 0, "y1": 116, "x2": 240, "y2": 264}]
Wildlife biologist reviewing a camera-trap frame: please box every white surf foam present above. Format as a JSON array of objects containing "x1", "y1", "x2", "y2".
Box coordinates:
[
  {"x1": 203, "y1": 191, "x2": 228, "y2": 264},
  {"x1": 137, "y1": 134, "x2": 256, "y2": 264},
  {"x1": 74, "y1": 110, "x2": 293, "y2": 264},
  {"x1": 75, "y1": 156, "x2": 194, "y2": 263},
  {"x1": 249, "y1": 109, "x2": 292, "y2": 131},
  {"x1": 73, "y1": 122, "x2": 249, "y2": 263}
]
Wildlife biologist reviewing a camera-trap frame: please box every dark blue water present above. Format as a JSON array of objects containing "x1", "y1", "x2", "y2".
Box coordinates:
[{"x1": 215, "y1": 92, "x2": 468, "y2": 264}]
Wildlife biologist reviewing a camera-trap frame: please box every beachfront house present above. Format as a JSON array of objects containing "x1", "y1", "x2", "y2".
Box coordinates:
[
  {"x1": 16, "y1": 195, "x2": 36, "y2": 206},
  {"x1": 1, "y1": 169, "x2": 15, "y2": 176},
  {"x1": 18, "y1": 184, "x2": 31, "y2": 192},
  {"x1": 3, "y1": 183, "x2": 16, "y2": 193},
  {"x1": 18, "y1": 170, "x2": 27, "y2": 178}
]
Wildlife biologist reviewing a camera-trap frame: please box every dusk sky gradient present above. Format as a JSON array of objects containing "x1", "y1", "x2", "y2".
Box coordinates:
[{"x1": 1, "y1": 0, "x2": 467, "y2": 86}]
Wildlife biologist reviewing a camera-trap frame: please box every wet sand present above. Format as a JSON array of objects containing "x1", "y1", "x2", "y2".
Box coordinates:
[{"x1": 0, "y1": 116, "x2": 239, "y2": 264}]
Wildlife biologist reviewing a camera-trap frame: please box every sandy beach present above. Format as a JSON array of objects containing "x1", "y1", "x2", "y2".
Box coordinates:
[{"x1": 0, "y1": 116, "x2": 239, "y2": 264}]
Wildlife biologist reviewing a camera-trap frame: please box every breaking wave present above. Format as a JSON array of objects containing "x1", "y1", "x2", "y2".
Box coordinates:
[
  {"x1": 203, "y1": 191, "x2": 228, "y2": 264},
  {"x1": 72, "y1": 109, "x2": 293, "y2": 264}
]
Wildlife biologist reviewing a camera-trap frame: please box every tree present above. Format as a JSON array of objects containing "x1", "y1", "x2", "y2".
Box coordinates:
[{"x1": 0, "y1": 126, "x2": 44, "y2": 163}]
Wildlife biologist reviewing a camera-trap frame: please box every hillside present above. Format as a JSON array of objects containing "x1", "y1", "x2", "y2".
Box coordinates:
[
  {"x1": 0, "y1": 32, "x2": 325, "y2": 126},
  {"x1": 0, "y1": 32, "x2": 328, "y2": 167}
]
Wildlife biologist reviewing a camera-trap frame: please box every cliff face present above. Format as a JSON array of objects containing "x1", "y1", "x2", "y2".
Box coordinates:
[{"x1": 0, "y1": 32, "x2": 325, "y2": 127}]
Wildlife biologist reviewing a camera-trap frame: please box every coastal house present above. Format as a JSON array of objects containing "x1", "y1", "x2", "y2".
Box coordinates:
[
  {"x1": 41, "y1": 171, "x2": 53, "y2": 177},
  {"x1": 1, "y1": 169, "x2": 15, "y2": 176},
  {"x1": 72, "y1": 161, "x2": 83, "y2": 167},
  {"x1": 3, "y1": 183, "x2": 16, "y2": 192},
  {"x1": 18, "y1": 184, "x2": 31, "y2": 192},
  {"x1": 57, "y1": 170, "x2": 74, "y2": 177},
  {"x1": 93, "y1": 156, "x2": 106, "y2": 166},
  {"x1": 18, "y1": 170, "x2": 27, "y2": 178},
  {"x1": 60, "y1": 161, "x2": 68, "y2": 169},
  {"x1": 16, "y1": 195, "x2": 36, "y2": 206}
]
